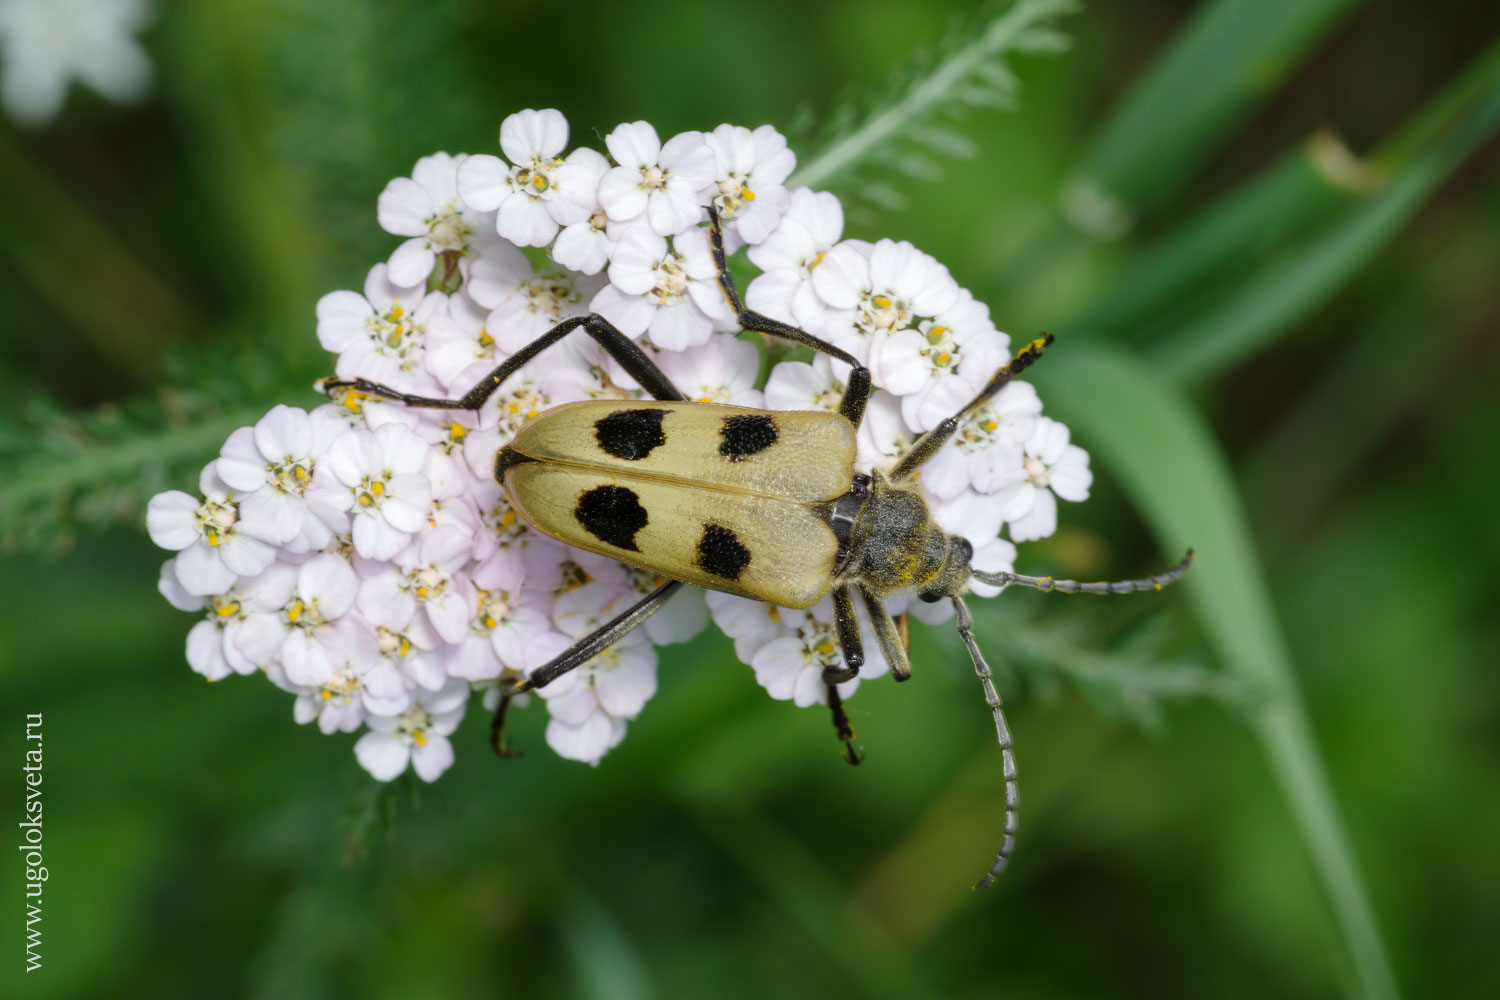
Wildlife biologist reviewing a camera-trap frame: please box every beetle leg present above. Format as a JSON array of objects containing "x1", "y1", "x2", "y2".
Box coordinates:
[
  {"x1": 503, "y1": 580, "x2": 684, "y2": 695},
  {"x1": 489, "y1": 691, "x2": 523, "y2": 758},
  {"x1": 895, "y1": 611, "x2": 911, "y2": 655},
  {"x1": 889, "y1": 333, "x2": 1054, "y2": 481},
  {"x1": 820, "y1": 586, "x2": 864, "y2": 685},
  {"x1": 857, "y1": 586, "x2": 913, "y2": 682},
  {"x1": 319, "y1": 313, "x2": 688, "y2": 411},
  {"x1": 706, "y1": 206, "x2": 873, "y2": 430},
  {"x1": 825, "y1": 681, "x2": 863, "y2": 766}
]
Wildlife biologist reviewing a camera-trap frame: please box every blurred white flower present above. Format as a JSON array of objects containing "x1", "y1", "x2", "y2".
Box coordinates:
[{"x1": 0, "y1": 0, "x2": 153, "y2": 125}]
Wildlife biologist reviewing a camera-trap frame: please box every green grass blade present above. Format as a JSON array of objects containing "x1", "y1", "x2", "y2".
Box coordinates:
[
  {"x1": 1149, "y1": 78, "x2": 1500, "y2": 381},
  {"x1": 1062, "y1": 0, "x2": 1360, "y2": 236},
  {"x1": 1034, "y1": 344, "x2": 1402, "y2": 1000},
  {"x1": 1064, "y1": 145, "x2": 1351, "y2": 341}
]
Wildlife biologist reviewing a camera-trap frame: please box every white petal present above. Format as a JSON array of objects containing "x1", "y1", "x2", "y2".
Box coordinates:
[
  {"x1": 646, "y1": 185, "x2": 701, "y2": 237},
  {"x1": 186, "y1": 621, "x2": 232, "y2": 681},
  {"x1": 659, "y1": 131, "x2": 716, "y2": 189},
  {"x1": 146, "y1": 491, "x2": 202, "y2": 550},
  {"x1": 176, "y1": 543, "x2": 236, "y2": 596},
  {"x1": 238, "y1": 489, "x2": 303, "y2": 545},
  {"x1": 377, "y1": 176, "x2": 433, "y2": 237},
  {"x1": 497, "y1": 194, "x2": 560, "y2": 247},
  {"x1": 604, "y1": 121, "x2": 661, "y2": 168},
  {"x1": 301, "y1": 553, "x2": 359, "y2": 616},
  {"x1": 456, "y1": 154, "x2": 513, "y2": 213},
  {"x1": 551, "y1": 223, "x2": 610, "y2": 275},
  {"x1": 354, "y1": 732, "x2": 410, "y2": 780},
  {"x1": 500, "y1": 107, "x2": 568, "y2": 163},
  {"x1": 546, "y1": 711, "x2": 621, "y2": 764},
  {"x1": 590, "y1": 284, "x2": 654, "y2": 338},
  {"x1": 1049, "y1": 447, "x2": 1093, "y2": 502},
  {"x1": 411, "y1": 735, "x2": 456, "y2": 781},
  {"x1": 386, "y1": 238, "x2": 436, "y2": 287},
  {"x1": 353, "y1": 514, "x2": 409, "y2": 561},
  {"x1": 598, "y1": 166, "x2": 648, "y2": 222},
  {"x1": 216, "y1": 427, "x2": 268, "y2": 492},
  {"x1": 157, "y1": 559, "x2": 204, "y2": 612},
  {"x1": 810, "y1": 243, "x2": 868, "y2": 309}
]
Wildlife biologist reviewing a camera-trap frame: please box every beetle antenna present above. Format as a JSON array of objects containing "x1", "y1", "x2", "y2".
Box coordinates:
[
  {"x1": 951, "y1": 594, "x2": 1018, "y2": 890},
  {"x1": 972, "y1": 549, "x2": 1195, "y2": 595}
]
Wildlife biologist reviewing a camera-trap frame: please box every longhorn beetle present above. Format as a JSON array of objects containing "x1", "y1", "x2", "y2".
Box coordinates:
[{"x1": 321, "y1": 207, "x2": 1194, "y2": 889}]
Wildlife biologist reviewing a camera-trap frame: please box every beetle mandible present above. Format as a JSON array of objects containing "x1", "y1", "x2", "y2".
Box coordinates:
[{"x1": 322, "y1": 206, "x2": 1193, "y2": 888}]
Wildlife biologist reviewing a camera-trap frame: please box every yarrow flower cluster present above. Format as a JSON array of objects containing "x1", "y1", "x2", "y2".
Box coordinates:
[{"x1": 147, "y1": 108, "x2": 1091, "y2": 781}]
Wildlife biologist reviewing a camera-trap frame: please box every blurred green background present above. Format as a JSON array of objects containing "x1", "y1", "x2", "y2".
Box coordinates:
[{"x1": 4, "y1": 1, "x2": 1498, "y2": 998}]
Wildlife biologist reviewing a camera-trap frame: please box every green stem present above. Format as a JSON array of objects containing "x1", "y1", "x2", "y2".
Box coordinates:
[
  {"x1": 1, "y1": 409, "x2": 263, "y2": 513},
  {"x1": 788, "y1": 0, "x2": 1078, "y2": 191}
]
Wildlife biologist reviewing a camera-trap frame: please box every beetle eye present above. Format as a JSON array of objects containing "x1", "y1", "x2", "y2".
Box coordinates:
[
  {"x1": 918, "y1": 590, "x2": 944, "y2": 603},
  {"x1": 956, "y1": 537, "x2": 973, "y2": 563}
]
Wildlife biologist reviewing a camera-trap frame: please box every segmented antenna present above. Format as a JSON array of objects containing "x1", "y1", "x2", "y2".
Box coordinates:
[
  {"x1": 951, "y1": 594, "x2": 1018, "y2": 890},
  {"x1": 972, "y1": 549, "x2": 1196, "y2": 595}
]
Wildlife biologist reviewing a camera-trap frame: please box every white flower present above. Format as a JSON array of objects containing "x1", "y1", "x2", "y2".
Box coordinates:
[
  {"x1": 354, "y1": 681, "x2": 469, "y2": 781},
  {"x1": 750, "y1": 608, "x2": 861, "y2": 708},
  {"x1": 356, "y1": 526, "x2": 477, "y2": 645},
  {"x1": 425, "y1": 289, "x2": 501, "y2": 392},
  {"x1": 146, "y1": 466, "x2": 280, "y2": 596},
  {"x1": 316, "y1": 264, "x2": 450, "y2": 386},
  {"x1": 705, "y1": 123, "x2": 795, "y2": 249},
  {"x1": 655, "y1": 337, "x2": 764, "y2": 406},
  {"x1": 1000, "y1": 417, "x2": 1092, "y2": 542},
  {"x1": 763, "y1": 355, "x2": 849, "y2": 415},
  {"x1": 163, "y1": 560, "x2": 296, "y2": 681},
  {"x1": 597, "y1": 122, "x2": 717, "y2": 237},
  {"x1": 467, "y1": 250, "x2": 603, "y2": 357},
  {"x1": 457, "y1": 109, "x2": 603, "y2": 247},
  {"x1": 235, "y1": 553, "x2": 360, "y2": 687},
  {"x1": 378, "y1": 152, "x2": 496, "y2": 286},
  {"x1": 911, "y1": 379, "x2": 1040, "y2": 501},
  {"x1": 705, "y1": 590, "x2": 795, "y2": 663},
  {"x1": 215, "y1": 405, "x2": 349, "y2": 552},
  {"x1": 873, "y1": 289, "x2": 1010, "y2": 410},
  {"x1": 591, "y1": 227, "x2": 730, "y2": 350},
  {"x1": 308, "y1": 425, "x2": 433, "y2": 561},
  {"x1": 535, "y1": 582, "x2": 660, "y2": 765},
  {"x1": 444, "y1": 584, "x2": 560, "y2": 681},
  {"x1": 811, "y1": 239, "x2": 959, "y2": 363},
  {"x1": 854, "y1": 389, "x2": 918, "y2": 474},
  {"x1": 745, "y1": 188, "x2": 845, "y2": 331},
  {"x1": 0, "y1": 0, "x2": 152, "y2": 126},
  {"x1": 286, "y1": 622, "x2": 409, "y2": 734}
]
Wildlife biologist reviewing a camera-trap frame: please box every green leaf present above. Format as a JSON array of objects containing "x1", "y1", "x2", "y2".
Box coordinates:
[
  {"x1": 1149, "y1": 74, "x2": 1500, "y2": 381},
  {"x1": 1062, "y1": 0, "x2": 1360, "y2": 235},
  {"x1": 1062, "y1": 36, "x2": 1500, "y2": 381},
  {"x1": 1034, "y1": 344, "x2": 1402, "y2": 1000}
]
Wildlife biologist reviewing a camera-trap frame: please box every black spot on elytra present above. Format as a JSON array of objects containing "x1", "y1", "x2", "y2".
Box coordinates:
[
  {"x1": 574, "y1": 485, "x2": 649, "y2": 551},
  {"x1": 719, "y1": 414, "x2": 778, "y2": 461},
  {"x1": 595, "y1": 408, "x2": 668, "y2": 460},
  {"x1": 696, "y1": 523, "x2": 751, "y2": 580}
]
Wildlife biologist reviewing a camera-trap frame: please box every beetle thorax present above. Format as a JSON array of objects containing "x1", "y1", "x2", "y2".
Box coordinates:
[{"x1": 842, "y1": 470, "x2": 967, "y2": 598}]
